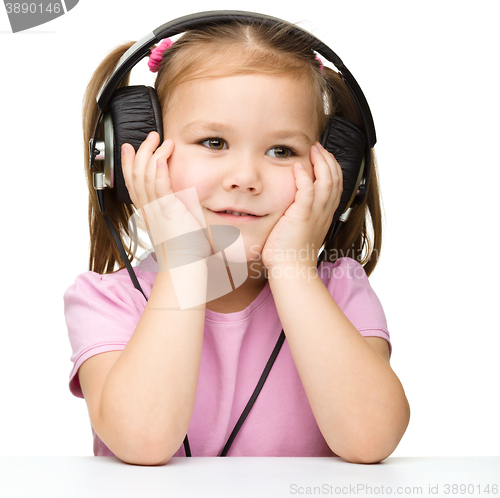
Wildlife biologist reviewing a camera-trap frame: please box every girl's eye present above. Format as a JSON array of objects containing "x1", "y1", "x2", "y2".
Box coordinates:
[
  {"x1": 200, "y1": 138, "x2": 227, "y2": 150},
  {"x1": 267, "y1": 146, "x2": 295, "y2": 160}
]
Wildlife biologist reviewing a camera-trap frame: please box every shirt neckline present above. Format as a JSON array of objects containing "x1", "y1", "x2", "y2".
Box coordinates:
[
  {"x1": 205, "y1": 279, "x2": 272, "y2": 323},
  {"x1": 136, "y1": 252, "x2": 272, "y2": 323}
]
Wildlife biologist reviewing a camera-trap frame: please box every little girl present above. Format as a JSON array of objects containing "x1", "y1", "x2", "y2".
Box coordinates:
[{"x1": 65, "y1": 11, "x2": 410, "y2": 465}]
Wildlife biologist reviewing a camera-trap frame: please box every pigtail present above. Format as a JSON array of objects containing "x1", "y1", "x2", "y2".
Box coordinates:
[
  {"x1": 82, "y1": 42, "x2": 136, "y2": 274},
  {"x1": 321, "y1": 67, "x2": 382, "y2": 277}
]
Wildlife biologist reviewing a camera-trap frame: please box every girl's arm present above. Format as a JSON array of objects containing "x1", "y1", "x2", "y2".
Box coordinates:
[
  {"x1": 79, "y1": 269, "x2": 207, "y2": 466},
  {"x1": 268, "y1": 264, "x2": 410, "y2": 464},
  {"x1": 80, "y1": 133, "x2": 210, "y2": 466}
]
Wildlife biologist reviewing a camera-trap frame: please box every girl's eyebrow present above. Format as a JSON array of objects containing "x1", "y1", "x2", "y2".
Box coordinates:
[
  {"x1": 182, "y1": 120, "x2": 233, "y2": 135},
  {"x1": 270, "y1": 130, "x2": 313, "y2": 146},
  {"x1": 182, "y1": 120, "x2": 313, "y2": 146}
]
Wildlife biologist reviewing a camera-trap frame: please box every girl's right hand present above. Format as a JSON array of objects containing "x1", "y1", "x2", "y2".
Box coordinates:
[{"x1": 121, "y1": 132, "x2": 212, "y2": 271}]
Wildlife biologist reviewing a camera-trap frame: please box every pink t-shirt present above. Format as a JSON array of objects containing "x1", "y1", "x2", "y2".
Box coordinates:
[{"x1": 64, "y1": 254, "x2": 391, "y2": 457}]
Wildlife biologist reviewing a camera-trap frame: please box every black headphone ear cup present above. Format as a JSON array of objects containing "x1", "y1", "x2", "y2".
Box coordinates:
[
  {"x1": 107, "y1": 85, "x2": 164, "y2": 204},
  {"x1": 320, "y1": 116, "x2": 366, "y2": 223}
]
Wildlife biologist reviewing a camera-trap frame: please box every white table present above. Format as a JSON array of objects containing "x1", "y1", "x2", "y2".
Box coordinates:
[{"x1": 0, "y1": 456, "x2": 498, "y2": 497}]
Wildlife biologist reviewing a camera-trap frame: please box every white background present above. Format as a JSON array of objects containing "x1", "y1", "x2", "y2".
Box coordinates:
[{"x1": 0, "y1": 0, "x2": 498, "y2": 459}]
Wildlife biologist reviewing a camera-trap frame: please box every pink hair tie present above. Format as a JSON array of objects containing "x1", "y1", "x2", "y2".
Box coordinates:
[
  {"x1": 315, "y1": 55, "x2": 324, "y2": 74},
  {"x1": 148, "y1": 38, "x2": 174, "y2": 73}
]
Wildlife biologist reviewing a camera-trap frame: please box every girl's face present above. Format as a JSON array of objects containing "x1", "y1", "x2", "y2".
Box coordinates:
[{"x1": 163, "y1": 73, "x2": 319, "y2": 265}]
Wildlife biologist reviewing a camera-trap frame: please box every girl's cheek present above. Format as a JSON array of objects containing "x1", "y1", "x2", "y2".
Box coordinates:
[
  {"x1": 171, "y1": 171, "x2": 201, "y2": 193},
  {"x1": 168, "y1": 150, "x2": 200, "y2": 190}
]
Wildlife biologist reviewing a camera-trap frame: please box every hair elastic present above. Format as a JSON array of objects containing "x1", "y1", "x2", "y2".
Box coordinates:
[
  {"x1": 315, "y1": 55, "x2": 324, "y2": 73},
  {"x1": 148, "y1": 38, "x2": 174, "y2": 73}
]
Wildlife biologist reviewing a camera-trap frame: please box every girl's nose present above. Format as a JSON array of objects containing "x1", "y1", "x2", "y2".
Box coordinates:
[{"x1": 221, "y1": 155, "x2": 263, "y2": 193}]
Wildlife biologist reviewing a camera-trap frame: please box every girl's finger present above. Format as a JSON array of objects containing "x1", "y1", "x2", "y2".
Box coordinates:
[
  {"x1": 154, "y1": 157, "x2": 173, "y2": 199},
  {"x1": 133, "y1": 131, "x2": 161, "y2": 208},
  {"x1": 317, "y1": 143, "x2": 343, "y2": 186},
  {"x1": 145, "y1": 138, "x2": 174, "y2": 203},
  {"x1": 323, "y1": 146, "x2": 344, "y2": 208},
  {"x1": 155, "y1": 157, "x2": 179, "y2": 218},
  {"x1": 292, "y1": 162, "x2": 315, "y2": 216},
  {"x1": 311, "y1": 144, "x2": 342, "y2": 208},
  {"x1": 121, "y1": 143, "x2": 138, "y2": 206}
]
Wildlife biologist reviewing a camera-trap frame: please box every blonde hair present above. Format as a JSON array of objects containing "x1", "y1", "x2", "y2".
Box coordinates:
[{"x1": 83, "y1": 20, "x2": 382, "y2": 276}]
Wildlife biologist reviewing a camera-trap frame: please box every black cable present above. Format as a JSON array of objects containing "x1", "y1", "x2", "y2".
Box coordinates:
[
  {"x1": 219, "y1": 330, "x2": 286, "y2": 456},
  {"x1": 325, "y1": 220, "x2": 343, "y2": 255},
  {"x1": 183, "y1": 434, "x2": 191, "y2": 457},
  {"x1": 98, "y1": 192, "x2": 148, "y2": 302},
  {"x1": 317, "y1": 220, "x2": 343, "y2": 266}
]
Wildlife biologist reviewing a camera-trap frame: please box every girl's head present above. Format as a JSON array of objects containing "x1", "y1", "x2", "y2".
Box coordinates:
[{"x1": 83, "y1": 19, "x2": 382, "y2": 276}]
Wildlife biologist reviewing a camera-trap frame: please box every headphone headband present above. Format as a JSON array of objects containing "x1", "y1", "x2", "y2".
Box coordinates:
[{"x1": 95, "y1": 10, "x2": 376, "y2": 150}]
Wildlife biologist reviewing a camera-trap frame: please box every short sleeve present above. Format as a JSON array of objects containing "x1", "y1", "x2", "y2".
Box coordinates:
[
  {"x1": 63, "y1": 266, "x2": 154, "y2": 398},
  {"x1": 318, "y1": 257, "x2": 392, "y2": 357}
]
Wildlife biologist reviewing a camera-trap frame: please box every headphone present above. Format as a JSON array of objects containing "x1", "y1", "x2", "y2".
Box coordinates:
[
  {"x1": 90, "y1": 10, "x2": 376, "y2": 249},
  {"x1": 88, "y1": 10, "x2": 377, "y2": 457}
]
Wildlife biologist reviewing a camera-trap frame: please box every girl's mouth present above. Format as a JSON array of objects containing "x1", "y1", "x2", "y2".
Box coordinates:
[{"x1": 210, "y1": 210, "x2": 265, "y2": 222}]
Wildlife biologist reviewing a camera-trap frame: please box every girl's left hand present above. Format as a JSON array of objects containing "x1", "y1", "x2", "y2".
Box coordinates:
[{"x1": 261, "y1": 142, "x2": 342, "y2": 271}]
